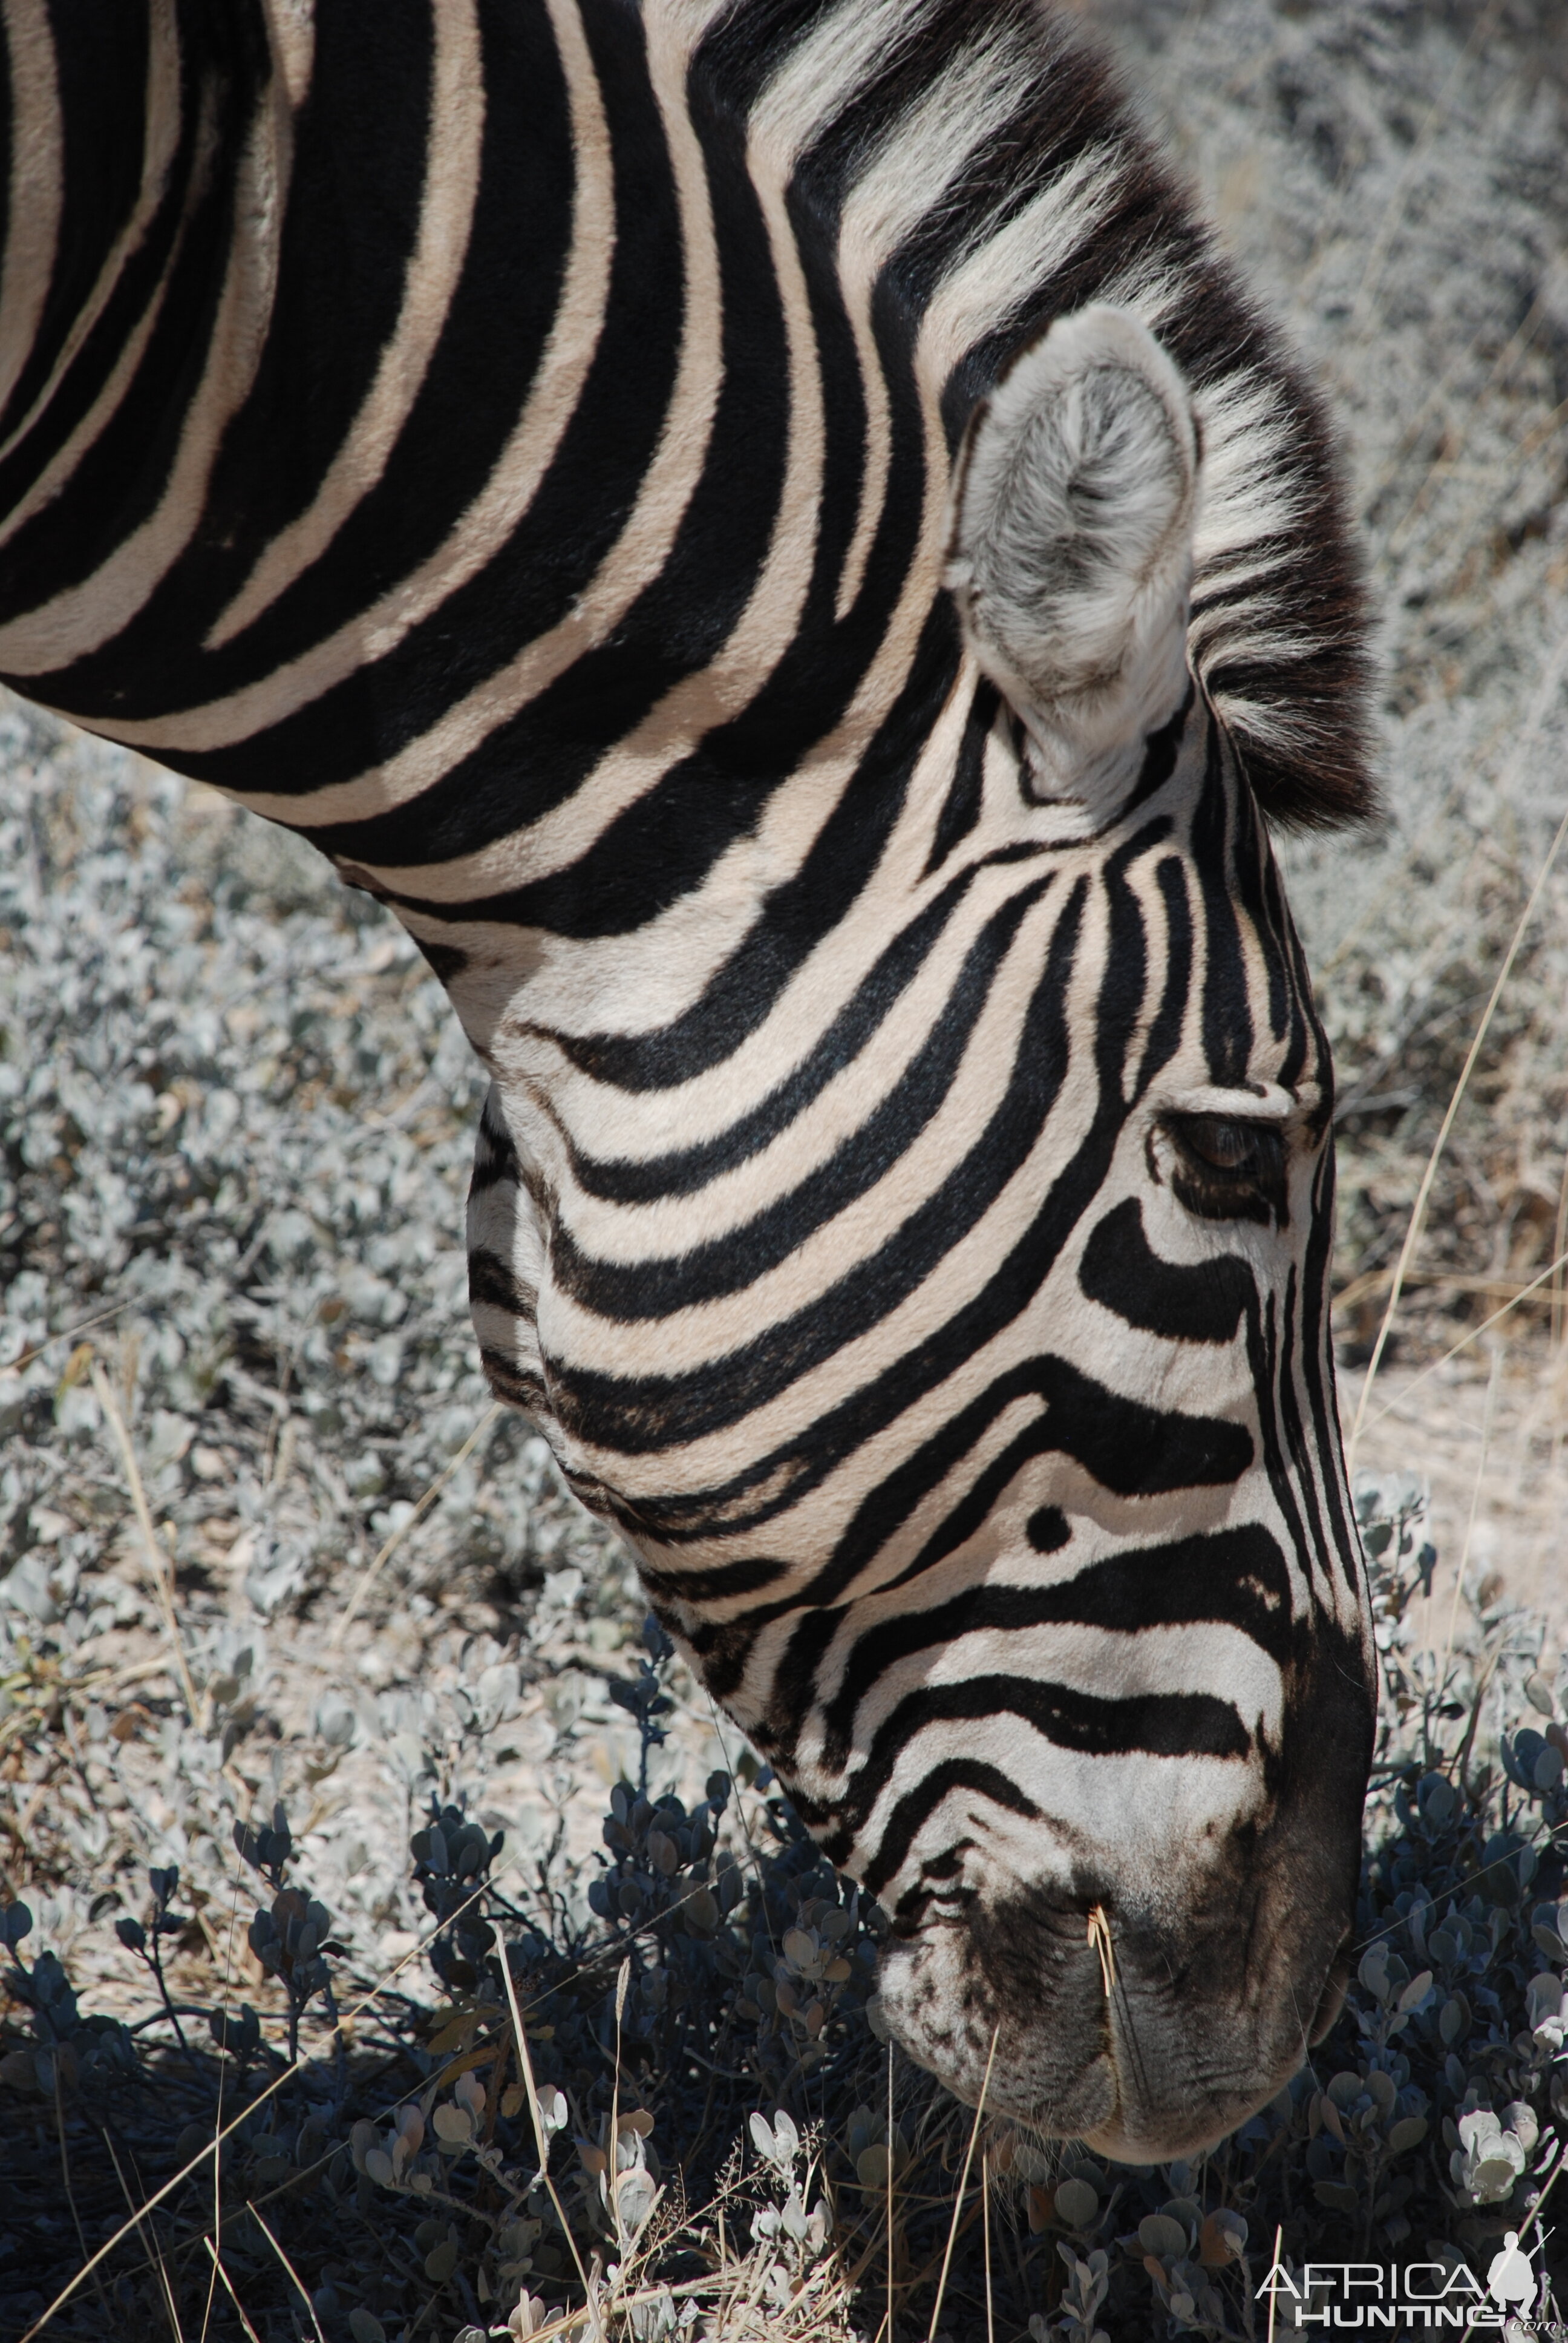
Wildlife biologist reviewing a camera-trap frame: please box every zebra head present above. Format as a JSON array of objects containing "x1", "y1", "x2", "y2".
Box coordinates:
[
  {"x1": 463, "y1": 303, "x2": 1376, "y2": 2163},
  {"x1": 755, "y1": 307, "x2": 1376, "y2": 2160}
]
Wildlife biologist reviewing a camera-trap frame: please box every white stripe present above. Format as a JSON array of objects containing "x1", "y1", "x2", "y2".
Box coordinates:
[
  {"x1": 833, "y1": 29, "x2": 1032, "y2": 618},
  {"x1": 0, "y1": 73, "x2": 288, "y2": 673},
  {"x1": 0, "y1": 0, "x2": 63, "y2": 424},
  {"x1": 826, "y1": 1620, "x2": 1282, "y2": 1760},
  {"x1": 206, "y1": 0, "x2": 484, "y2": 647},
  {"x1": 0, "y1": 0, "x2": 180, "y2": 480},
  {"x1": 420, "y1": 657, "x2": 976, "y2": 1159},
  {"x1": 79, "y1": 0, "x2": 616, "y2": 765},
  {"x1": 745, "y1": 0, "x2": 924, "y2": 171},
  {"x1": 258, "y1": 0, "x2": 315, "y2": 109},
  {"x1": 917, "y1": 144, "x2": 1125, "y2": 390}
]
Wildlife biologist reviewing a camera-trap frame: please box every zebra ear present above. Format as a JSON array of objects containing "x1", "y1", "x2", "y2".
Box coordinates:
[{"x1": 945, "y1": 304, "x2": 1198, "y2": 813}]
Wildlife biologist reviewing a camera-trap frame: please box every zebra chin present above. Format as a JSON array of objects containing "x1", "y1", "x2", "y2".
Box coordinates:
[
  {"x1": 874, "y1": 1878, "x2": 1354, "y2": 2161},
  {"x1": 867, "y1": 1657, "x2": 1371, "y2": 2159}
]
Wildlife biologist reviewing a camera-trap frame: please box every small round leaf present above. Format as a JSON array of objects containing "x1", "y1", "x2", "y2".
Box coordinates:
[
  {"x1": 1054, "y1": 2177, "x2": 1098, "y2": 2229},
  {"x1": 424, "y1": 2238, "x2": 459, "y2": 2283},
  {"x1": 1137, "y1": 2214, "x2": 1187, "y2": 2258}
]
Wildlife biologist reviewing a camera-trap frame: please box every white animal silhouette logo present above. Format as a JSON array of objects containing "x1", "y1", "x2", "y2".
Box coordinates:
[{"x1": 1486, "y1": 2231, "x2": 1537, "y2": 2313}]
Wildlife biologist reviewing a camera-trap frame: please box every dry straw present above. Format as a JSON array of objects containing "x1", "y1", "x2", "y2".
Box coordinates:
[
  {"x1": 88, "y1": 1355, "x2": 201, "y2": 1725},
  {"x1": 328, "y1": 1399, "x2": 502, "y2": 1648},
  {"x1": 1347, "y1": 624, "x2": 1568, "y2": 1472},
  {"x1": 0, "y1": 1295, "x2": 130, "y2": 1377},
  {"x1": 926, "y1": 2027, "x2": 999, "y2": 2342},
  {"x1": 1086, "y1": 1904, "x2": 1116, "y2": 1999}
]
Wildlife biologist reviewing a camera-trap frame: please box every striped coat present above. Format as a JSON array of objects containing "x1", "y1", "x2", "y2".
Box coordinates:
[{"x1": 0, "y1": 0, "x2": 1376, "y2": 2157}]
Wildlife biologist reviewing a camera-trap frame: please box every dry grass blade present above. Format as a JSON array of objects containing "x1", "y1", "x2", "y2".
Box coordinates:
[
  {"x1": 88, "y1": 1356, "x2": 200, "y2": 1723},
  {"x1": 609, "y1": 1953, "x2": 630, "y2": 2252},
  {"x1": 1347, "y1": 626, "x2": 1568, "y2": 1471},
  {"x1": 0, "y1": 1294, "x2": 129, "y2": 1376},
  {"x1": 99, "y1": 2123, "x2": 187, "y2": 2343},
  {"x1": 1553, "y1": 1155, "x2": 1568, "y2": 1353},
  {"x1": 1438, "y1": 1348, "x2": 1500, "y2": 1693},
  {"x1": 327, "y1": 1400, "x2": 501, "y2": 1648},
  {"x1": 926, "y1": 2027, "x2": 999, "y2": 2343},
  {"x1": 981, "y1": 2145, "x2": 995, "y2": 2343},
  {"x1": 1086, "y1": 1904, "x2": 1116, "y2": 1999},
  {"x1": 887, "y1": 2041, "x2": 897, "y2": 2343},
  {"x1": 497, "y1": 1921, "x2": 596, "y2": 2305},
  {"x1": 248, "y1": 2204, "x2": 327, "y2": 2342},
  {"x1": 1361, "y1": 1242, "x2": 1568, "y2": 1434},
  {"x1": 51, "y1": 2067, "x2": 103, "y2": 2322},
  {"x1": 19, "y1": 1861, "x2": 525, "y2": 2340},
  {"x1": 197, "y1": 1860, "x2": 249, "y2": 2343},
  {"x1": 201, "y1": 2240, "x2": 264, "y2": 2343}
]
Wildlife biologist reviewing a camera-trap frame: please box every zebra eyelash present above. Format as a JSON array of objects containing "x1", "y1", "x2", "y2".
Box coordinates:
[{"x1": 1158, "y1": 1112, "x2": 1289, "y2": 1228}]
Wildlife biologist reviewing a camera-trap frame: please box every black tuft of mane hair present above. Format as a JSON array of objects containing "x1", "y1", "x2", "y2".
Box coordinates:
[{"x1": 707, "y1": 0, "x2": 1376, "y2": 831}]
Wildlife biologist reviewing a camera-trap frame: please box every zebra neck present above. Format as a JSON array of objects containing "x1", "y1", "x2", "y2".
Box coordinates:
[
  {"x1": 0, "y1": 0, "x2": 948, "y2": 803},
  {"x1": 0, "y1": 0, "x2": 1370, "y2": 853},
  {"x1": 0, "y1": 1, "x2": 290, "y2": 644}
]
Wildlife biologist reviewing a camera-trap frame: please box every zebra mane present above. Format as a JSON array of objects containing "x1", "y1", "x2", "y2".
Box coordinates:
[{"x1": 705, "y1": 0, "x2": 1376, "y2": 831}]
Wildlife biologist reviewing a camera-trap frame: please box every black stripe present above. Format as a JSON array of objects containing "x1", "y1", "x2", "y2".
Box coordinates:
[
  {"x1": 557, "y1": 853, "x2": 1011, "y2": 1202},
  {"x1": 923, "y1": 678, "x2": 998, "y2": 874},
  {"x1": 1132, "y1": 854, "x2": 1192, "y2": 1101},
  {"x1": 857, "y1": 1756, "x2": 1041, "y2": 1895},
  {"x1": 1244, "y1": 1283, "x2": 1319, "y2": 1601},
  {"x1": 1077, "y1": 1196, "x2": 1252, "y2": 1343},
  {"x1": 812, "y1": 1522, "x2": 1293, "y2": 1766},
  {"x1": 1300, "y1": 1142, "x2": 1361, "y2": 1598},
  {"x1": 544, "y1": 870, "x2": 1086, "y2": 1453},
  {"x1": 549, "y1": 874, "x2": 1053, "y2": 1317},
  {"x1": 0, "y1": 8, "x2": 258, "y2": 629},
  {"x1": 0, "y1": 0, "x2": 152, "y2": 442},
  {"x1": 467, "y1": 1247, "x2": 534, "y2": 1318},
  {"x1": 492, "y1": 614, "x2": 957, "y2": 1064},
  {"x1": 1194, "y1": 714, "x2": 1253, "y2": 1088},
  {"x1": 847, "y1": 1674, "x2": 1247, "y2": 1883},
  {"x1": 0, "y1": 10, "x2": 197, "y2": 524}
]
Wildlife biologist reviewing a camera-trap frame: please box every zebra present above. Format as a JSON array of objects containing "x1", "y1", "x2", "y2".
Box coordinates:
[{"x1": 0, "y1": 0, "x2": 1378, "y2": 2158}]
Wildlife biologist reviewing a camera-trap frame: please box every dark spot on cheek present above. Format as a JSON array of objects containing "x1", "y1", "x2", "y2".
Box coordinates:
[
  {"x1": 1027, "y1": 1506, "x2": 1070, "y2": 1554},
  {"x1": 412, "y1": 936, "x2": 468, "y2": 984}
]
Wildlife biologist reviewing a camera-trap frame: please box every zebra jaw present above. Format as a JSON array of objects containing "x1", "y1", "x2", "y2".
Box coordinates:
[{"x1": 860, "y1": 1628, "x2": 1370, "y2": 2160}]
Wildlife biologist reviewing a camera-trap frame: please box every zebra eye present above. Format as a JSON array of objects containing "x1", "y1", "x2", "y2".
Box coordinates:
[
  {"x1": 1163, "y1": 1113, "x2": 1286, "y2": 1225},
  {"x1": 1180, "y1": 1115, "x2": 1267, "y2": 1172}
]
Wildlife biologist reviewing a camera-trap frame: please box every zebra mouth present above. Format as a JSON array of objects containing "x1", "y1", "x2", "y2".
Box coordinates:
[{"x1": 874, "y1": 1886, "x2": 1356, "y2": 2161}]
